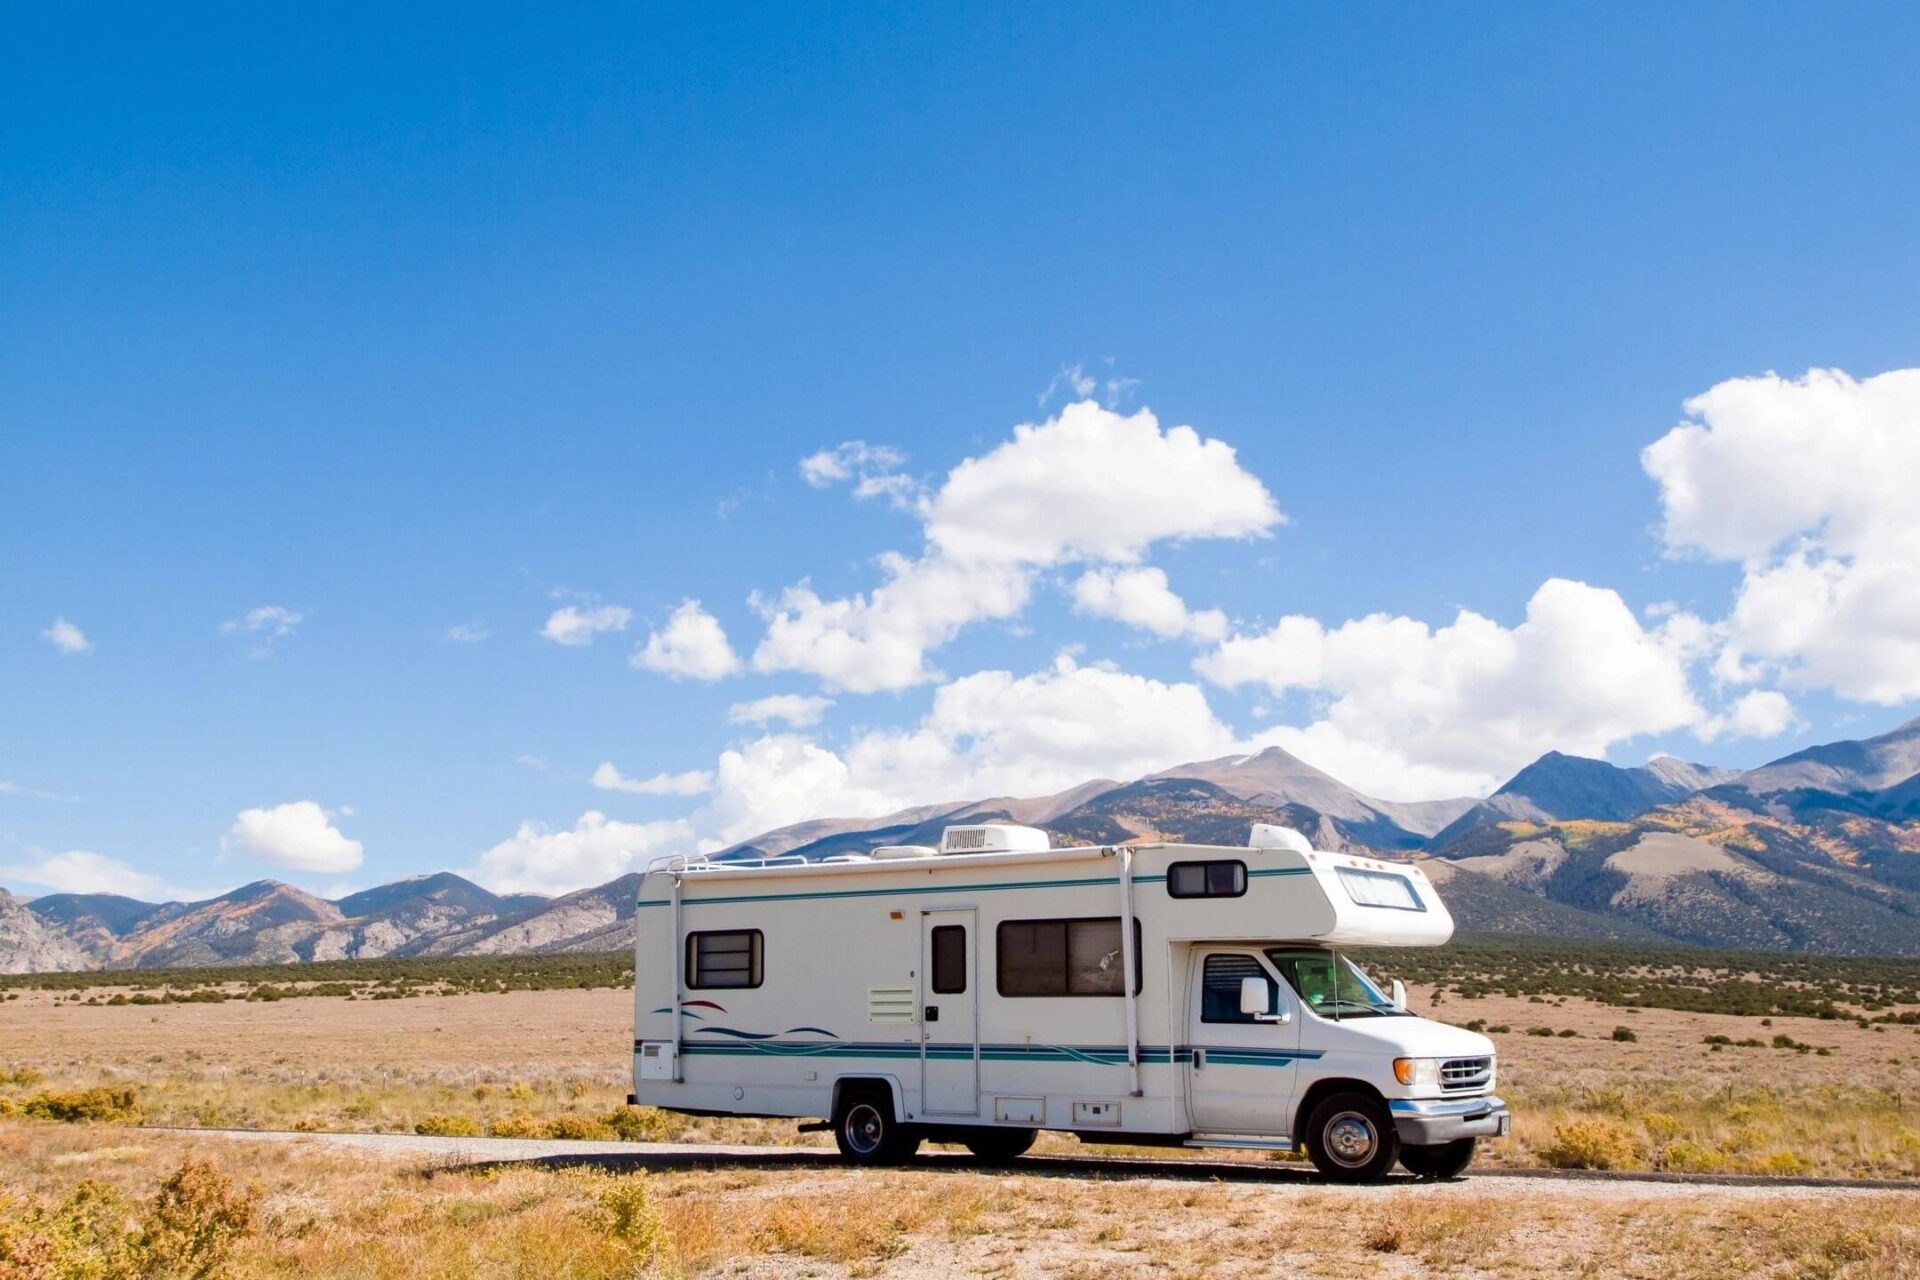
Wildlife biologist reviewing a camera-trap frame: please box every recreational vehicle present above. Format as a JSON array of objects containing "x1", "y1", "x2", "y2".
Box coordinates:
[{"x1": 631, "y1": 823, "x2": 1508, "y2": 1182}]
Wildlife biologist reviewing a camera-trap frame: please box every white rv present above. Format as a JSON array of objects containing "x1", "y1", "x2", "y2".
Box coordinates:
[{"x1": 631, "y1": 823, "x2": 1508, "y2": 1182}]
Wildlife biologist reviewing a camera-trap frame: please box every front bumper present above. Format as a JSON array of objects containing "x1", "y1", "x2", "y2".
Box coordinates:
[{"x1": 1389, "y1": 1095, "x2": 1510, "y2": 1145}]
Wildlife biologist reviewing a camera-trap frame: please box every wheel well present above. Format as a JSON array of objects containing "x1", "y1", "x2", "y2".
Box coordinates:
[
  {"x1": 1290, "y1": 1078, "x2": 1386, "y2": 1144},
  {"x1": 830, "y1": 1076, "x2": 902, "y2": 1121}
]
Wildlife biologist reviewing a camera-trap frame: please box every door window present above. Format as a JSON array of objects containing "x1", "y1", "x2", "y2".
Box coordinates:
[
  {"x1": 930, "y1": 924, "x2": 967, "y2": 994},
  {"x1": 1201, "y1": 953, "x2": 1278, "y2": 1023}
]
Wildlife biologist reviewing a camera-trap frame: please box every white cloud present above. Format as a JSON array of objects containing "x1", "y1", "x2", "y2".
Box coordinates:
[
  {"x1": 926, "y1": 401, "x2": 1282, "y2": 567},
  {"x1": 42, "y1": 617, "x2": 92, "y2": 654},
  {"x1": 445, "y1": 622, "x2": 489, "y2": 643},
  {"x1": 1196, "y1": 578, "x2": 1709, "y2": 799},
  {"x1": 473, "y1": 811, "x2": 695, "y2": 895},
  {"x1": 753, "y1": 402, "x2": 1280, "y2": 692},
  {"x1": 221, "y1": 605, "x2": 302, "y2": 658},
  {"x1": 0, "y1": 849, "x2": 200, "y2": 901},
  {"x1": 515, "y1": 755, "x2": 547, "y2": 771},
  {"x1": 1700, "y1": 689, "x2": 1801, "y2": 742},
  {"x1": 1072, "y1": 566, "x2": 1227, "y2": 642},
  {"x1": 223, "y1": 801, "x2": 363, "y2": 873},
  {"x1": 1643, "y1": 367, "x2": 1920, "y2": 704},
  {"x1": 727, "y1": 694, "x2": 834, "y2": 728},
  {"x1": 752, "y1": 556, "x2": 1030, "y2": 693},
  {"x1": 541, "y1": 604, "x2": 633, "y2": 647},
  {"x1": 591, "y1": 762, "x2": 715, "y2": 796},
  {"x1": 633, "y1": 600, "x2": 742, "y2": 680},
  {"x1": 0, "y1": 779, "x2": 76, "y2": 802},
  {"x1": 801, "y1": 441, "x2": 908, "y2": 487}
]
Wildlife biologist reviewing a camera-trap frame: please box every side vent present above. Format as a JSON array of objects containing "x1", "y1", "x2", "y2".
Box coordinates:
[{"x1": 867, "y1": 986, "x2": 917, "y2": 1025}]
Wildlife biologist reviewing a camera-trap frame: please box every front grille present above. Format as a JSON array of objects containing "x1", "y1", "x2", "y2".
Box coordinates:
[{"x1": 1440, "y1": 1056, "x2": 1493, "y2": 1092}]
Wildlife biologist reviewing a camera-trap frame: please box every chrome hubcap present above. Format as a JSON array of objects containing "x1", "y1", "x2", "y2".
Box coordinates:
[
  {"x1": 845, "y1": 1103, "x2": 884, "y2": 1155},
  {"x1": 1325, "y1": 1112, "x2": 1377, "y2": 1167}
]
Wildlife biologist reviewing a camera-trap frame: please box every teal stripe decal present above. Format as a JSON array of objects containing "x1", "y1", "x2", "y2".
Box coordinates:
[
  {"x1": 635, "y1": 865, "x2": 1309, "y2": 909},
  {"x1": 652, "y1": 1039, "x2": 1321, "y2": 1068}
]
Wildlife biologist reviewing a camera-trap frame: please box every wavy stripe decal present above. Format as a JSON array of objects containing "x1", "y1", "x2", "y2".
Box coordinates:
[{"x1": 635, "y1": 1037, "x2": 1322, "y2": 1067}]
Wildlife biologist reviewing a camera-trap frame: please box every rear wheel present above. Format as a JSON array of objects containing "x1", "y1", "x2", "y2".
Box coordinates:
[
  {"x1": 1303, "y1": 1092, "x2": 1399, "y2": 1183},
  {"x1": 963, "y1": 1127, "x2": 1036, "y2": 1164},
  {"x1": 1400, "y1": 1138, "x2": 1477, "y2": 1180},
  {"x1": 833, "y1": 1089, "x2": 920, "y2": 1164}
]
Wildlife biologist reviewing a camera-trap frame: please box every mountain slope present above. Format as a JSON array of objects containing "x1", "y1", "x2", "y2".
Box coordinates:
[
  {"x1": 1735, "y1": 715, "x2": 1920, "y2": 796},
  {"x1": 1152, "y1": 747, "x2": 1473, "y2": 845},
  {"x1": 1432, "y1": 751, "x2": 1735, "y2": 847},
  {"x1": 0, "y1": 889, "x2": 93, "y2": 974}
]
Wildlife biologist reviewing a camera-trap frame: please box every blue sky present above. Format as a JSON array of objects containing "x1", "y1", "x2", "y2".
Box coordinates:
[{"x1": 5, "y1": 6, "x2": 1919, "y2": 899}]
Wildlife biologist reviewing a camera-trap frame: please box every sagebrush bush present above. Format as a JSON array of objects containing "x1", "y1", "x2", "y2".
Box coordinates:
[
  {"x1": 1611, "y1": 1026, "x2": 1637, "y2": 1042},
  {"x1": 604, "y1": 1106, "x2": 673, "y2": 1142},
  {"x1": 1539, "y1": 1118, "x2": 1639, "y2": 1170},
  {"x1": 140, "y1": 1158, "x2": 260, "y2": 1278},
  {"x1": 414, "y1": 1113, "x2": 481, "y2": 1137},
  {"x1": 23, "y1": 1086, "x2": 142, "y2": 1124},
  {"x1": 587, "y1": 1175, "x2": 673, "y2": 1263}
]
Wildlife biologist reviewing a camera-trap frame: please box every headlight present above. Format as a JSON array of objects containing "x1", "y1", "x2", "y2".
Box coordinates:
[{"x1": 1393, "y1": 1057, "x2": 1439, "y2": 1087}]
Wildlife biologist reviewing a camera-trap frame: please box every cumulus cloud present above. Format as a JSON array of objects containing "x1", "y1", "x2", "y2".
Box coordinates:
[
  {"x1": 43, "y1": 617, "x2": 92, "y2": 654},
  {"x1": 754, "y1": 402, "x2": 1280, "y2": 692},
  {"x1": 1643, "y1": 367, "x2": 1920, "y2": 704},
  {"x1": 752, "y1": 556, "x2": 1031, "y2": 693},
  {"x1": 632, "y1": 600, "x2": 742, "y2": 680},
  {"x1": 1196, "y1": 579, "x2": 1709, "y2": 799},
  {"x1": 0, "y1": 849, "x2": 201, "y2": 901},
  {"x1": 473, "y1": 811, "x2": 695, "y2": 895},
  {"x1": 926, "y1": 402, "x2": 1282, "y2": 566},
  {"x1": 727, "y1": 694, "x2": 834, "y2": 728},
  {"x1": 1700, "y1": 689, "x2": 1801, "y2": 742},
  {"x1": 541, "y1": 604, "x2": 633, "y2": 647},
  {"x1": 1072, "y1": 566, "x2": 1227, "y2": 642},
  {"x1": 591, "y1": 762, "x2": 715, "y2": 796},
  {"x1": 223, "y1": 801, "x2": 363, "y2": 873}
]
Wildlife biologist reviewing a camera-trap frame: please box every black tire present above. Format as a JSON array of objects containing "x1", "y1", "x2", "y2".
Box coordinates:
[
  {"x1": 1303, "y1": 1092, "x2": 1400, "y2": 1183},
  {"x1": 1400, "y1": 1138, "x2": 1477, "y2": 1180},
  {"x1": 962, "y1": 1127, "x2": 1037, "y2": 1164},
  {"x1": 833, "y1": 1089, "x2": 919, "y2": 1164}
]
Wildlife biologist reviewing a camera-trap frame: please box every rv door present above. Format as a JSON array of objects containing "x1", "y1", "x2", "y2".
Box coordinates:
[
  {"x1": 1186, "y1": 950, "x2": 1300, "y2": 1135},
  {"x1": 919, "y1": 909, "x2": 980, "y2": 1116}
]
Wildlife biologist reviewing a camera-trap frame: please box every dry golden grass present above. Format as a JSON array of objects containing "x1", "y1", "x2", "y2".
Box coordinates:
[
  {"x1": 4, "y1": 1121, "x2": 1918, "y2": 1278},
  {"x1": 2, "y1": 980, "x2": 1916, "y2": 1178}
]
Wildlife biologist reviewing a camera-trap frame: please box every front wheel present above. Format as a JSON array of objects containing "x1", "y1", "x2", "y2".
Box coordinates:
[
  {"x1": 963, "y1": 1127, "x2": 1036, "y2": 1164},
  {"x1": 1303, "y1": 1092, "x2": 1400, "y2": 1183},
  {"x1": 833, "y1": 1090, "x2": 920, "y2": 1164},
  {"x1": 1400, "y1": 1138, "x2": 1477, "y2": 1180}
]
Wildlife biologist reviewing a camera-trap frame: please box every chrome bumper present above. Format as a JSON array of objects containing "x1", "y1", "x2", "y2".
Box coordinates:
[{"x1": 1389, "y1": 1095, "x2": 1510, "y2": 1144}]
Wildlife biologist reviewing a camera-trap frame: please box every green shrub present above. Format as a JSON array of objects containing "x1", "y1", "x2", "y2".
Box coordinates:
[
  {"x1": 1526, "y1": 1027, "x2": 1556, "y2": 1037},
  {"x1": 1611, "y1": 1026, "x2": 1637, "y2": 1042},
  {"x1": 603, "y1": 1106, "x2": 673, "y2": 1143},
  {"x1": 1538, "y1": 1118, "x2": 1639, "y2": 1170}
]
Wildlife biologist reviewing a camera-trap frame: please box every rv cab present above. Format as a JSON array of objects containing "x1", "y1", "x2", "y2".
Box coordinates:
[{"x1": 632, "y1": 823, "x2": 1508, "y2": 1182}]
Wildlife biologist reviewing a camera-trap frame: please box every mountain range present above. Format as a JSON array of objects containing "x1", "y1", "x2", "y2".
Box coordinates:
[{"x1": 4, "y1": 716, "x2": 1917, "y2": 973}]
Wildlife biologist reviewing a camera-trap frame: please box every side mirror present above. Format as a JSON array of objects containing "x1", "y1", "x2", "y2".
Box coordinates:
[
  {"x1": 1240, "y1": 976, "x2": 1269, "y2": 1015},
  {"x1": 1390, "y1": 978, "x2": 1408, "y2": 1011}
]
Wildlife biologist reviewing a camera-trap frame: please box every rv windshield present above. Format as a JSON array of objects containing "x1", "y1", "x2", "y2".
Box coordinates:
[{"x1": 1264, "y1": 948, "x2": 1404, "y2": 1020}]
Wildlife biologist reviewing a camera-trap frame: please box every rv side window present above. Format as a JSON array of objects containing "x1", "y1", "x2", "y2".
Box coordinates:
[
  {"x1": 930, "y1": 925, "x2": 967, "y2": 994},
  {"x1": 1202, "y1": 953, "x2": 1277, "y2": 1022},
  {"x1": 996, "y1": 917, "x2": 1142, "y2": 997},
  {"x1": 1168, "y1": 860, "x2": 1247, "y2": 898},
  {"x1": 1336, "y1": 867, "x2": 1424, "y2": 911},
  {"x1": 686, "y1": 929, "x2": 763, "y2": 989}
]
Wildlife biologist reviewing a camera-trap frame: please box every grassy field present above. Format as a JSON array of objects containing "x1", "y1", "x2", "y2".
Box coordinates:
[
  {"x1": 4, "y1": 1123, "x2": 1918, "y2": 1279},
  {"x1": 2, "y1": 948, "x2": 1917, "y2": 1178},
  {"x1": 3, "y1": 944, "x2": 1918, "y2": 1276}
]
